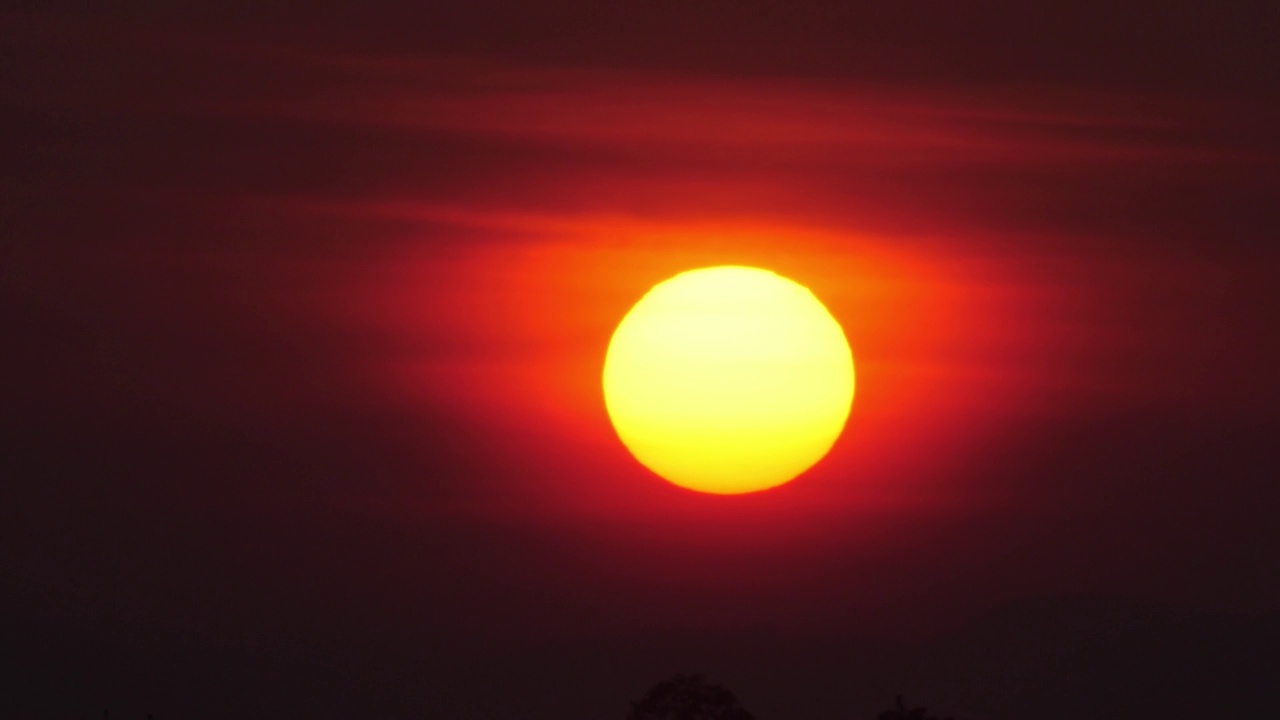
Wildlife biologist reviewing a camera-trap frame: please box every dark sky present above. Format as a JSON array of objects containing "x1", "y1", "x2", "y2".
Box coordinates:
[{"x1": 3, "y1": 3, "x2": 1279, "y2": 719}]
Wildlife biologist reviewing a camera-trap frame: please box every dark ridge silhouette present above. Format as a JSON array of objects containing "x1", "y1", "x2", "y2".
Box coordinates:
[
  {"x1": 876, "y1": 695, "x2": 955, "y2": 720},
  {"x1": 628, "y1": 673, "x2": 755, "y2": 720},
  {"x1": 627, "y1": 675, "x2": 960, "y2": 720}
]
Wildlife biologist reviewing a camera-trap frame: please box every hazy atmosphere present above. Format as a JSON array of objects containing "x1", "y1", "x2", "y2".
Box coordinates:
[{"x1": 3, "y1": 3, "x2": 1278, "y2": 718}]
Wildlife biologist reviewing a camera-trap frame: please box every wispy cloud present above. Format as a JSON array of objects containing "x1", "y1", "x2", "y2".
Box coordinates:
[{"x1": 222, "y1": 57, "x2": 1233, "y2": 168}]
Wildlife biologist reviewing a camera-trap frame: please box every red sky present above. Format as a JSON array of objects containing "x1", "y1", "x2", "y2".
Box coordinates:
[{"x1": 3, "y1": 4, "x2": 1279, "y2": 719}]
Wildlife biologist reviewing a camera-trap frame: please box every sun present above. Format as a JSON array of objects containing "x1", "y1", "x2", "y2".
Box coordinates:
[{"x1": 603, "y1": 266, "x2": 855, "y2": 494}]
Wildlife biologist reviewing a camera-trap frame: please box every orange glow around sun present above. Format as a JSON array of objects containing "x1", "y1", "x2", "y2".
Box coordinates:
[
  {"x1": 344, "y1": 214, "x2": 1059, "y2": 518},
  {"x1": 603, "y1": 266, "x2": 855, "y2": 494}
]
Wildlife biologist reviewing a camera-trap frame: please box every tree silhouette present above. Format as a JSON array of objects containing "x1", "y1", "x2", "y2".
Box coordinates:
[
  {"x1": 877, "y1": 695, "x2": 955, "y2": 720},
  {"x1": 628, "y1": 673, "x2": 755, "y2": 720}
]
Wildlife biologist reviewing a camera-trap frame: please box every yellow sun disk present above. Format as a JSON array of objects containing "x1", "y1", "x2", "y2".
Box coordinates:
[{"x1": 603, "y1": 266, "x2": 855, "y2": 494}]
